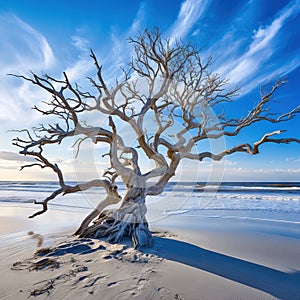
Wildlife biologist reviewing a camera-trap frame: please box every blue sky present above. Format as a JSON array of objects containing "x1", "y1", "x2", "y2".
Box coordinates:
[{"x1": 0, "y1": 0, "x2": 299, "y2": 182}]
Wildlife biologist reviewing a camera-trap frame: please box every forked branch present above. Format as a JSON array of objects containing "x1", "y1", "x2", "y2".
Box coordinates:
[{"x1": 29, "y1": 179, "x2": 120, "y2": 218}]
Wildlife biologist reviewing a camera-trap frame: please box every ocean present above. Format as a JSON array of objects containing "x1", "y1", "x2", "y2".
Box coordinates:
[{"x1": 0, "y1": 181, "x2": 299, "y2": 225}]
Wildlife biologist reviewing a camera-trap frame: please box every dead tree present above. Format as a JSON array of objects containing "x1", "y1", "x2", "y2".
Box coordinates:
[{"x1": 11, "y1": 28, "x2": 300, "y2": 248}]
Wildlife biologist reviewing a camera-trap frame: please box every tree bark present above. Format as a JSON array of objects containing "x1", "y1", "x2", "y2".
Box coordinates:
[{"x1": 77, "y1": 187, "x2": 152, "y2": 249}]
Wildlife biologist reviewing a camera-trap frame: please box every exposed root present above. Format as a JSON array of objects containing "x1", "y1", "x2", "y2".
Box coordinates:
[
  {"x1": 78, "y1": 201, "x2": 152, "y2": 249},
  {"x1": 35, "y1": 247, "x2": 53, "y2": 257}
]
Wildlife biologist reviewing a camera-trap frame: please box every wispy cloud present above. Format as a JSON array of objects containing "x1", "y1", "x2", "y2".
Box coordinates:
[
  {"x1": 169, "y1": 0, "x2": 210, "y2": 44},
  {"x1": 0, "y1": 15, "x2": 57, "y2": 124},
  {"x1": 213, "y1": 0, "x2": 300, "y2": 94},
  {"x1": 101, "y1": 3, "x2": 146, "y2": 83},
  {"x1": 72, "y1": 35, "x2": 90, "y2": 53},
  {"x1": 64, "y1": 56, "x2": 94, "y2": 83},
  {"x1": 62, "y1": 35, "x2": 93, "y2": 85},
  {"x1": 14, "y1": 16, "x2": 55, "y2": 69},
  {"x1": 220, "y1": 166, "x2": 300, "y2": 181},
  {"x1": 0, "y1": 151, "x2": 36, "y2": 163},
  {"x1": 105, "y1": 0, "x2": 210, "y2": 82},
  {"x1": 128, "y1": 2, "x2": 145, "y2": 35},
  {"x1": 0, "y1": 15, "x2": 56, "y2": 73},
  {"x1": 286, "y1": 156, "x2": 300, "y2": 163},
  {"x1": 64, "y1": 35, "x2": 94, "y2": 82}
]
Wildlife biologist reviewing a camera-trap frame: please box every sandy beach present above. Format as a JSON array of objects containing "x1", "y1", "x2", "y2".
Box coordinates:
[
  {"x1": 1, "y1": 0, "x2": 300, "y2": 298},
  {"x1": 0, "y1": 206, "x2": 300, "y2": 300}
]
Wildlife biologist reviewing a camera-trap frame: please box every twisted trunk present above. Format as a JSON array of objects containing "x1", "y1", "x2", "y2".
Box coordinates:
[{"x1": 76, "y1": 187, "x2": 152, "y2": 249}]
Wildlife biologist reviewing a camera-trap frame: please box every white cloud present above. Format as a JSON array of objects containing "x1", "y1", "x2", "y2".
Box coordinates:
[
  {"x1": 110, "y1": 30, "x2": 125, "y2": 67},
  {"x1": 213, "y1": 0, "x2": 300, "y2": 94},
  {"x1": 220, "y1": 166, "x2": 300, "y2": 181},
  {"x1": 128, "y1": 2, "x2": 145, "y2": 34},
  {"x1": 99, "y1": 3, "x2": 146, "y2": 83},
  {"x1": 14, "y1": 16, "x2": 55, "y2": 69},
  {"x1": 64, "y1": 58, "x2": 94, "y2": 83},
  {"x1": 0, "y1": 151, "x2": 37, "y2": 180},
  {"x1": 169, "y1": 0, "x2": 210, "y2": 44},
  {"x1": 0, "y1": 151, "x2": 36, "y2": 163},
  {"x1": 241, "y1": 57, "x2": 300, "y2": 94},
  {"x1": 286, "y1": 157, "x2": 300, "y2": 163},
  {"x1": 62, "y1": 34, "x2": 95, "y2": 83},
  {"x1": 192, "y1": 28, "x2": 200, "y2": 37},
  {"x1": 72, "y1": 35, "x2": 90, "y2": 53},
  {"x1": 0, "y1": 15, "x2": 56, "y2": 73},
  {"x1": 229, "y1": 2, "x2": 298, "y2": 81},
  {"x1": 0, "y1": 15, "x2": 57, "y2": 126}
]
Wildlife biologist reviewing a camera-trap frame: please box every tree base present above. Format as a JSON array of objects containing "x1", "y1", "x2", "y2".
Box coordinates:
[{"x1": 76, "y1": 201, "x2": 152, "y2": 249}]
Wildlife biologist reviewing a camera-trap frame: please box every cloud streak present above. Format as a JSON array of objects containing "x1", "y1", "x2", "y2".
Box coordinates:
[
  {"x1": 213, "y1": 0, "x2": 300, "y2": 94},
  {"x1": 100, "y1": 3, "x2": 146, "y2": 83},
  {"x1": 0, "y1": 14, "x2": 56, "y2": 73},
  {"x1": 169, "y1": 0, "x2": 210, "y2": 44},
  {"x1": 64, "y1": 35, "x2": 95, "y2": 82},
  {"x1": 0, "y1": 151, "x2": 36, "y2": 163},
  {"x1": 0, "y1": 15, "x2": 58, "y2": 124},
  {"x1": 15, "y1": 16, "x2": 55, "y2": 69}
]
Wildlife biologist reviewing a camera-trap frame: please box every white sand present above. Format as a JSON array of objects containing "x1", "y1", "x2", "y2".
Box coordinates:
[{"x1": 0, "y1": 207, "x2": 300, "y2": 299}]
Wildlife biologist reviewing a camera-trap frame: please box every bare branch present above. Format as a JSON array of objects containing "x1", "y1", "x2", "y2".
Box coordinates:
[
  {"x1": 181, "y1": 130, "x2": 300, "y2": 162},
  {"x1": 29, "y1": 179, "x2": 120, "y2": 219}
]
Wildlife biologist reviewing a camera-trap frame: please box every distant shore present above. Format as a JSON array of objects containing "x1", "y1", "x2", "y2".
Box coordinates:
[{"x1": 1, "y1": 206, "x2": 300, "y2": 299}]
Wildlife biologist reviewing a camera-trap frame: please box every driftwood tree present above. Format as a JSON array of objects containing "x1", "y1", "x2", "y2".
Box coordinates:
[{"x1": 12, "y1": 28, "x2": 300, "y2": 248}]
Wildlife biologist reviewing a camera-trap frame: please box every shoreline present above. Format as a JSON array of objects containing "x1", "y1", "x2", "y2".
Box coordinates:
[{"x1": 0, "y1": 206, "x2": 300, "y2": 299}]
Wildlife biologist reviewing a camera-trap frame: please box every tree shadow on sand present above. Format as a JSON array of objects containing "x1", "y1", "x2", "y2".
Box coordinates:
[{"x1": 148, "y1": 236, "x2": 300, "y2": 300}]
